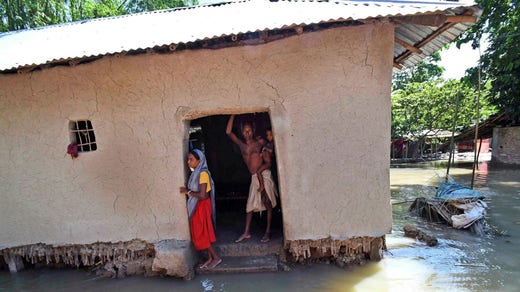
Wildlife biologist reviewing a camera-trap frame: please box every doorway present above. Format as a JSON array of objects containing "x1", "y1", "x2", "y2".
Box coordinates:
[{"x1": 188, "y1": 113, "x2": 283, "y2": 242}]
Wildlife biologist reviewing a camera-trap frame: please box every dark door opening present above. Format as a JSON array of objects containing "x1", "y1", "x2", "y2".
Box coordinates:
[{"x1": 188, "y1": 113, "x2": 283, "y2": 240}]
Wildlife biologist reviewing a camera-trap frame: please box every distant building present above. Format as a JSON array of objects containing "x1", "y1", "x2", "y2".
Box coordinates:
[{"x1": 453, "y1": 112, "x2": 519, "y2": 166}]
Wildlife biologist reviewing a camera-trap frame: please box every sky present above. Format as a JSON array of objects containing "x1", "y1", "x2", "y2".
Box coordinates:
[{"x1": 438, "y1": 41, "x2": 483, "y2": 80}]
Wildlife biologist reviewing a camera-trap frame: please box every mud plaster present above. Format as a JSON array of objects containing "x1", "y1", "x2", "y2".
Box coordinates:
[
  {"x1": 0, "y1": 239, "x2": 155, "y2": 275},
  {"x1": 284, "y1": 236, "x2": 385, "y2": 264}
]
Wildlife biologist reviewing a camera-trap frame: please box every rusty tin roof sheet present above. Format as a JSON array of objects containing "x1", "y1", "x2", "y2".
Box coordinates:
[{"x1": 0, "y1": 0, "x2": 480, "y2": 72}]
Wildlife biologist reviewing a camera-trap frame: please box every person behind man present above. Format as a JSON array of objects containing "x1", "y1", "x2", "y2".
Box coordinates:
[
  {"x1": 263, "y1": 127, "x2": 278, "y2": 187},
  {"x1": 180, "y1": 149, "x2": 222, "y2": 269},
  {"x1": 226, "y1": 115, "x2": 278, "y2": 243},
  {"x1": 264, "y1": 128, "x2": 274, "y2": 154}
]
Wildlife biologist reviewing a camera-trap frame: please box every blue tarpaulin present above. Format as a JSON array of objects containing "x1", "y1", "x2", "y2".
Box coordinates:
[{"x1": 435, "y1": 182, "x2": 485, "y2": 200}]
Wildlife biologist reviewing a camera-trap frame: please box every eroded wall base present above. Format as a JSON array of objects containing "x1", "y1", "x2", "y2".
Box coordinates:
[
  {"x1": 284, "y1": 236, "x2": 386, "y2": 266},
  {"x1": 0, "y1": 239, "x2": 196, "y2": 279}
]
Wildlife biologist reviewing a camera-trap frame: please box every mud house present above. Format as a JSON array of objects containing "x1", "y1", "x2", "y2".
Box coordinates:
[{"x1": 0, "y1": 0, "x2": 481, "y2": 278}]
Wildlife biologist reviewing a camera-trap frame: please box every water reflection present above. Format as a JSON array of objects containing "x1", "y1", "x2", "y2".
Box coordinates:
[
  {"x1": 387, "y1": 160, "x2": 520, "y2": 292},
  {"x1": 1, "y1": 161, "x2": 519, "y2": 291}
]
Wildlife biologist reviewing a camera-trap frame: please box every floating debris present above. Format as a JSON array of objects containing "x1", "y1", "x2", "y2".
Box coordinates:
[
  {"x1": 403, "y1": 224, "x2": 438, "y2": 246},
  {"x1": 409, "y1": 181, "x2": 488, "y2": 235}
]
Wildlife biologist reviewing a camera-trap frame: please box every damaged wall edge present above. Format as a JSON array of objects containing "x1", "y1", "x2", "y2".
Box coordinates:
[
  {"x1": 0, "y1": 236, "x2": 387, "y2": 278},
  {"x1": 284, "y1": 236, "x2": 386, "y2": 266},
  {"x1": 0, "y1": 238, "x2": 197, "y2": 280}
]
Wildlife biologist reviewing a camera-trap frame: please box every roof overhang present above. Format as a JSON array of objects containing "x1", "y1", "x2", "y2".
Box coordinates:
[{"x1": 0, "y1": 0, "x2": 481, "y2": 74}]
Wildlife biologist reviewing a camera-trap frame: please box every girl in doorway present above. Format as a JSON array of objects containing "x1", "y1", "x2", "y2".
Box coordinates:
[{"x1": 180, "y1": 149, "x2": 222, "y2": 269}]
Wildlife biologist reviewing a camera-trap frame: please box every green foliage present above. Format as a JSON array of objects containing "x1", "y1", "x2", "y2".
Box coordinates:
[
  {"x1": 71, "y1": 0, "x2": 126, "y2": 20},
  {"x1": 125, "y1": 0, "x2": 189, "y2": 13},
  {"x1": 0, "y1": 0, "x2": 193, "y2": 32},
  {"x1": 392, "y1": 52, "x2": 445, "y2": 91},
  {"x1": 392, "y1": 17, "x2": 502, "y2": 141},
  {"x1": 458, "y1": 0, "x2": 520, "y2": 119},
  {"x1": 1, "y1": 0, "x2": 69, "y2": 31},
  {"x1": 391, "y1": 78, "x2": 497, "y2": 140}
]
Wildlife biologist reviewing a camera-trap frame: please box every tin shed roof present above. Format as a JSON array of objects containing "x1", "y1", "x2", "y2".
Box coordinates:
[{"x1": 0, "y1": 0, "x2": 481, "y2": 73}]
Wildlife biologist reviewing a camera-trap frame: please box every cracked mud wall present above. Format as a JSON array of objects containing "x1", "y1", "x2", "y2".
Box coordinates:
[
  {"x1": 0, "y1": 22, "x2": 392, "y2": 255},
  {"x1": 276, "y1": 22, "x2": 394, "y2": 241}
]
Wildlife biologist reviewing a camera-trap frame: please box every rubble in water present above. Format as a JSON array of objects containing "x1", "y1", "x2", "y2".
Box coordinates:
[{"x1": 403, "y1": 224, "x2": 438, "y2": 246}]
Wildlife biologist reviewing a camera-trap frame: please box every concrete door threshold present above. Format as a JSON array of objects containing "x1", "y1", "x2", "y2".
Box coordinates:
[{"x1": 195, "y1": 255, "x2": 279, "y2": 274}]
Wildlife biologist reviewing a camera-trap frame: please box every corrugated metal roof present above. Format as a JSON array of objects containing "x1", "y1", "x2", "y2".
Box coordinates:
[{"x1": 0, "y1": 0, "x2": 480, "y2": 72}]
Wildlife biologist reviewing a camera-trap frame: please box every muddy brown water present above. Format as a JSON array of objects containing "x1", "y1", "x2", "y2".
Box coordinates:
[{"x1": 1, "y1": 160, "x2": 519, "y2": 291}]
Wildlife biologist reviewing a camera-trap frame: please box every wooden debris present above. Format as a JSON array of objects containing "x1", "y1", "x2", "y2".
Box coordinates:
[
  {"x1": 409, "y1": 196, "x2": 488, "y2": 235},
  {"x1": 403, "y1": 224, "x2": 438, "y2": 246}
]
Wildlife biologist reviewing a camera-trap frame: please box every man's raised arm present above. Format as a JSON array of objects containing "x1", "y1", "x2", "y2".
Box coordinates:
[{"x1": 226, "y1": 115, "x2": 241, "y2": 145}]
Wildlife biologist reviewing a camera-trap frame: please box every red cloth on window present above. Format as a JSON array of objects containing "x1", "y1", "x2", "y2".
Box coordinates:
[
  {"x1": 190, "y1": 198, "x2": 216, "y2": 251},
  {"x1": 67, "y1": 142, "x2": 78, "y2": 158}
]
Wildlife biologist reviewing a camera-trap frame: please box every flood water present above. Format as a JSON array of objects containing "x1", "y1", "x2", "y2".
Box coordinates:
[{"x1": 1, "y1": 159, "x2": 519, "y2": 291}]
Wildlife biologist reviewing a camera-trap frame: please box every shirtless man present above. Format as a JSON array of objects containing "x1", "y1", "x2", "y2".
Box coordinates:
[{"x1": 226, "y1": 115, "x2": 277, "y2": 243}]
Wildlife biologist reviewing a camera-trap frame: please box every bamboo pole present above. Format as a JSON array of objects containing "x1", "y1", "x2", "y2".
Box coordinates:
[
  {"x1": 471, "y1": 45, "x2": 483, "y2": 189},
  {"x1": 446, "y1": 92, "x2": 461, "y2": 182}
]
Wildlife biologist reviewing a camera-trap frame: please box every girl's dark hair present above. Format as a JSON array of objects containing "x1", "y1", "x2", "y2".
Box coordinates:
[{"x1": 189, "y1": 150, "x2": 200, "y2": 160}]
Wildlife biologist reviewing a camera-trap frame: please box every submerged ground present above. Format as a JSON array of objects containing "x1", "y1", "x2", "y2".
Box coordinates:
[{"x1": 1, "y1": 158, "x2": 519, "y2": 291}]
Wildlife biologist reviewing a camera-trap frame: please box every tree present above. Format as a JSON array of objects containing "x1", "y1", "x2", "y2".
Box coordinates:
[
  {"x1": 393, "y1": 80, "x2": 484, "y2": 138},
  {"x1": 125, "y1": 0, "x2": 189, "y2": 13},
  {"x1": 391, "y1": 76, "x2": 497, "y2": 157},
  {"x1": 391, "y1": 40, "x2": 497, "y2": 157},
  {"x1": 392, "y1": 52, "x2": 445, "y2": 91},
  {"x1": 1, "y1": 0, "x2": 69, "y2": 31},
  {"x1": 0, "y1": 0, "x2": 193, "y2": 32},
  {"x1": 68, "y1": 0, "x2": 126, "y2": 21},
  {"x1": 458, "y1": 0, "x2": 520, "y2": 120}
]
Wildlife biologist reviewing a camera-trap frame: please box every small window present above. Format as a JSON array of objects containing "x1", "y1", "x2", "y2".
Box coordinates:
[{"x1": 69, "y1": 120, "x2": 97, "y2": 152}]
